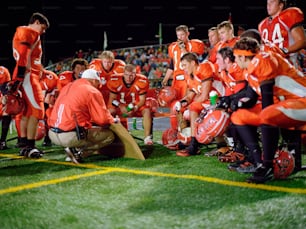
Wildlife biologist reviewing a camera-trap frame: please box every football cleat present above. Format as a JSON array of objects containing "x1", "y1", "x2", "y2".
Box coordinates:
[
  {"x1": 0, "y1": 141, "x2": 8, "y2": 150},
  {"x1": 144, "y1": 136, "x2": 153, "y2": 145},
  {"x1": 246, "y1": 164, "x2": 274, "y2": 184},
  {"x1": 19, "y1": 146, "x2": 44, "y2": 158},
  {"x1": 65, "y1": 147, "x2": 83, "y2": 164}
]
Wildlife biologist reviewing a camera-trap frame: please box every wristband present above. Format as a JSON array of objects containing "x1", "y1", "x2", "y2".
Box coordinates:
[
  {"x1": 112, "y1": 100, "x2": 120, "y2": 107},
  {"x1": 17, "y1": 66, "x2": 26, "y2": 79}
]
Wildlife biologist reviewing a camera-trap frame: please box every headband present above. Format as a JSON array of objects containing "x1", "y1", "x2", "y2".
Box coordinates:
[{"x1": 233, "y1": 49, "x2": 257, "y2": 56}]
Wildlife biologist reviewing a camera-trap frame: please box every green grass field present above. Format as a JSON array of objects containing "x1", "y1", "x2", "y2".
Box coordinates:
[{"x1": 0, "y1": 128, "x2": 305, "y2": 229}]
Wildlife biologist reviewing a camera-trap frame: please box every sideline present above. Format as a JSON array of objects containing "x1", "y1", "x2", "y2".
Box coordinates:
[{"x1": 0, "y1": 153, "x2": 305, "y2": 195}]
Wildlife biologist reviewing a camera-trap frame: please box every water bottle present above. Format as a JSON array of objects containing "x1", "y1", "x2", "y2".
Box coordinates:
[
  {"x1": 209, "y1": 90, "x2": 218, "y2": 105},
  {"x1": 122, "y1": 103, "x2": 134, "y2": 118},
  {"x1": 132, "y1": 117, "x2": 137, "y2": 130},
  {"x1": 126, "y1": 103, "x2": 134, "y2": 112}
]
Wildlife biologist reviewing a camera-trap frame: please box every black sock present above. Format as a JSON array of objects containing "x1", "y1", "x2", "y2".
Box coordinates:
[
  {"x1": 261, "y1": 124, "x2": 279, "y2": 168},
  {"x1": 20, "y1": 137, "x2": 27, "y2": 145},
  {"x1": 0, "y1": 115, "x2": 12, "y2": 142},
  {"x1": 187, "y1": 137, "x2": 199, "y2": 154},
  {"x1": 27, "y1": 139, "x2": 35, "y2": 148},
  {"x1": 235, "y1": 125, "x2": 261, "y2": 164}
]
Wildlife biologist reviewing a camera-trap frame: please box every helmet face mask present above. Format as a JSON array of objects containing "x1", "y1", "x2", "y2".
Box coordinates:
[{"x1": 273, "y1": 148, "x2": 295, "y2": 179}]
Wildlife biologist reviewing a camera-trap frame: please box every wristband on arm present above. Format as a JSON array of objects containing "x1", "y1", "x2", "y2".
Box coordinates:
[{"x1": 16, "y1": 66, "x2": 26, "y2": 80}]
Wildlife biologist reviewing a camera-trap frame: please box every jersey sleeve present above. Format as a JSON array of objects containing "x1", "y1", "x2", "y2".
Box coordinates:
[
  {"x1": 248, "y1": 52, "x2": 279, "y2": 83},
  {"x1": 135, "y1": 74, "x2": 149, "y2": 95},
  {"x1": 13, "y1": 27, "x2": 40, "y2": 67},
  {"x1": 107, "y1": 75, "x2": 122, "y2": 93},
  {"x1": 196, "y1": 61, "x2": 215, "y2": 81},
  {"x1": 190, "y1": 39, "x2": 205, "y2": 55},
  {"x1": 281, "y1": 7, "x2": 304, "y2": 29}
]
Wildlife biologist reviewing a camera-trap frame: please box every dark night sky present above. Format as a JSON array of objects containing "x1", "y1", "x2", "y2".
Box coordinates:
[{"x1": 3, "y1": 0, "x2": 305, "y2": 72}]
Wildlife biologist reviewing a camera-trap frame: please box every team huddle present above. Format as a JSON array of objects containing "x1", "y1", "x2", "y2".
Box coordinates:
[{"x1": 0, "y1": 0, "x2": 305, "y2": 184}]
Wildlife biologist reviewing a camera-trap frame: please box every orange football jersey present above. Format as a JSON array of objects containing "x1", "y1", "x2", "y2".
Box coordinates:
[
  {"x1": 258, "y1": 7, "x2": 304, "y2": 50},
  {"x1": 107, "y1": 73, "x2": 149, "y2": 105},
  {"x1": 186, "y1": 60, "x2": 216, "y2": 95},
  {"x1": 57, "y1": 71, "x2": 75, "y2": 91},
  {"x1": 218, "y1": 63, "x2": 246, "y2": 96},
  {"x1": 168, "y1": 39, "x2": 205, "y2": 78},
  {"x1": 246, "y1": 52, "x2": 305, "y2": 100},
  {"x1": 40, "y1": 69, "x2": 58, "y2": 92},
  {"x1": 12, "y1": 26, "x2": 43, "y2": 78},
  {"x1": 208, "y1": 37, "x2": 240, "y2": 64}
]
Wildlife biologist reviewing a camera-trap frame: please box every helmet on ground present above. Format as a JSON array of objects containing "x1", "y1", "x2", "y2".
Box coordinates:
[
  {"x1": 162, "y1": 128, "x2": 178, "y2": 147},
  {"x1": 195, "y1": 110, "x2": 230, "y2": 144},
  {"x1": 157, "y1": 86, "x2": 177, "y2": 107},
  {"x1": 273, "y1": 148, "x2": 295, "y2": 179},
  {"x1": 35, "y1": 120, "x2": 46, "y2": 141}
]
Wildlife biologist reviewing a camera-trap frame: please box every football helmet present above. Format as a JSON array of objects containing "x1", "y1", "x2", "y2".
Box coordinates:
[
  {"x1": 162, "y1": 128, "x2": 179, "y2": 148},
  {"x1": 157, "y1": 86, "x2": 177, "y2": 107},
  {"x1": 35, "y1": 120, "x2": 46, "y2": 141},
  {"x1": 273, "y1": 148, "x2": 295, "y2": 179},
  {"x1": 145, "y1": 97, "x2": 159, "y2": 113},
  {"x1": 195, "y1": 110, "x2": 230, "y2": 144},
  {"x1": 1, "y1": 93, "x2": 24, "y2": 116}
]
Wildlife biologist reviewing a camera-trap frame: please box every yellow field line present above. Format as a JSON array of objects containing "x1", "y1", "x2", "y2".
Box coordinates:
[{"x1": 0, "y1": 153, "x2": 305, "y2": 195}]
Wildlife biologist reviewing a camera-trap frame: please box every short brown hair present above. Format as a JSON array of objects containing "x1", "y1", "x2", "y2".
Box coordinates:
[
  {"x1": 71, "y1": 58, "x2": 88, "y2": 70},
  {"x1": 176, "y1": 25, "x2": 189, "y2": 33},
  {"x1": 29, "y1": 12, "x2": 50, "y2": 28}
]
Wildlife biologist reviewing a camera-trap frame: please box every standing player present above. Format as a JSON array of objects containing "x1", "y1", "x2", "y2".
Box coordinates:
[
  {"x1": 161, "y1": 25, "x2": 205, "y2": 100},
  {"x1": 204, "y1": 27, "x2": 220, "y2": 61},
  {"x1": 208, "y1": 21, "x2": 239, "y2": 64},
  {"x1": 11, "y1": 12, "x2": 50, "y2": 157},
  {"x1": 258, "y1": 0, "x2": 306, "y2": 68}
]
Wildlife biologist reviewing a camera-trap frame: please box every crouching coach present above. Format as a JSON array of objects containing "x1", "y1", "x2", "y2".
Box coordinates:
[{"x1": 48, "y1": 69, "x2": 117, "y2": 163}]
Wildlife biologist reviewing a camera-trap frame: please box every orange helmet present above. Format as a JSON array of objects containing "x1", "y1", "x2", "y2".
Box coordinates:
[
  {"x1": 35, "y1": 120, "x2": 46, "y2": 141},
  {"x1": 273, "y1": 148, "x2": 295, "y2": 179},
  {"x1": 157, "y1": 86, "x2": 177, "y2": 107},
  {"x1": 162, "y1": 128, "x2": 178, "y2": 147},
  {"x1": 195, "y1": 110, "x2": 230, "y2": 144},
  {"x1": 2, "y1": 93, "x2": 24, "y2": 116}
]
